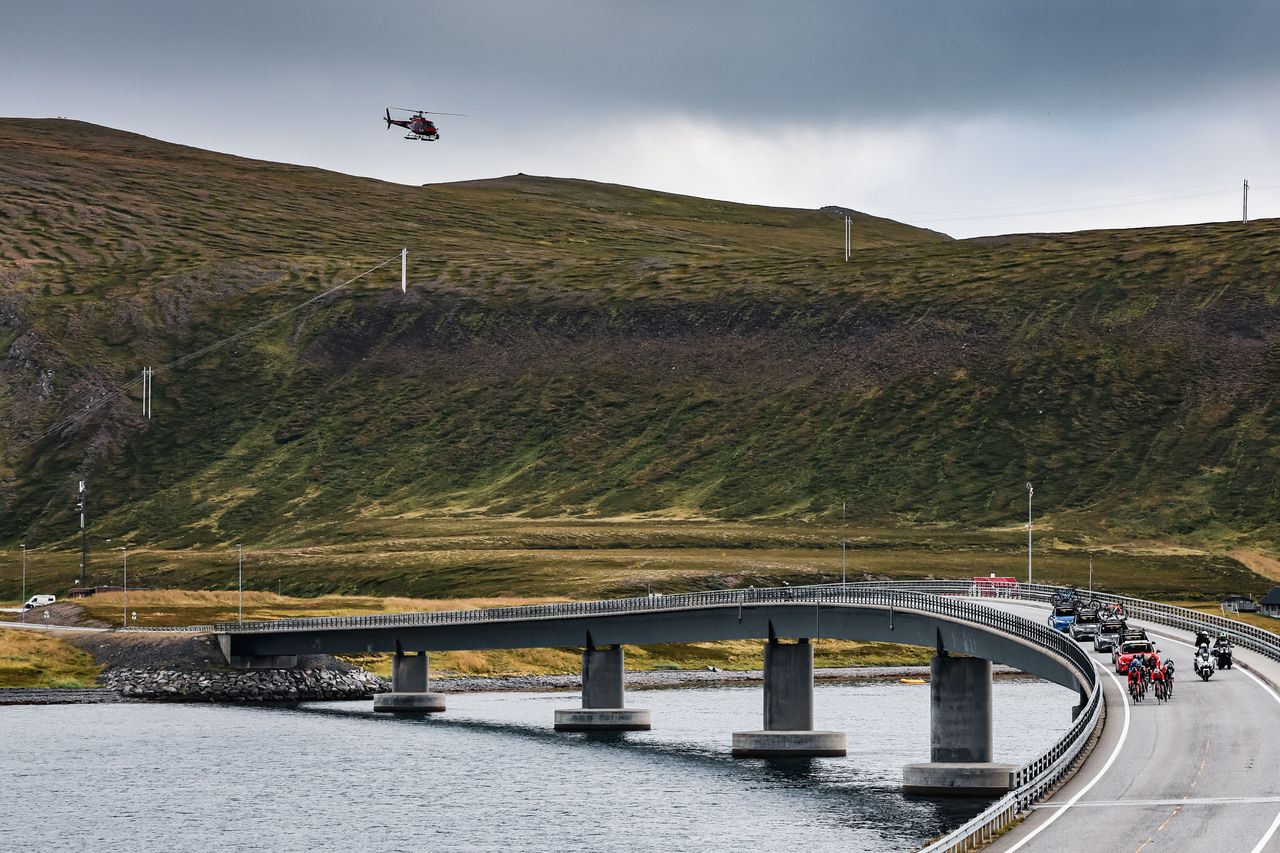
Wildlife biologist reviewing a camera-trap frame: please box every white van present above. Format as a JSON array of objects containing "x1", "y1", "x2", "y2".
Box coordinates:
[{"x1": 24, "y1": 594, "x2": 56, "y2": 609}]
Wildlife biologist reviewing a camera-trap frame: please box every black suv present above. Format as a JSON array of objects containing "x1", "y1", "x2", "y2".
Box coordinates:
[{"x1": 1093, "y1": 618, "x2": 1127, "y2": 652}]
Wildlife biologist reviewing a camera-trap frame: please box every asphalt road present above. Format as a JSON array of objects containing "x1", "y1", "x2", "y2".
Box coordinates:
[
  {"x1": 0, "y1": 620, "x2": 107, "y2": 633},
  {"x1": 989, "y1": 599, "x2": 1280, "y2": 853}
]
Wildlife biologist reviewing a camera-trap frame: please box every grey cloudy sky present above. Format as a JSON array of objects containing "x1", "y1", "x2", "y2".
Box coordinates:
[{"x1": 5, "y1": 1, "x2": 1278, "y2": 237}]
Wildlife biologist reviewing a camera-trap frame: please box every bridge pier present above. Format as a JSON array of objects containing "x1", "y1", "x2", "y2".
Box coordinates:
[
  {"x1": 373, "y1": 651, "x2": 446, "y2": 714},
  {"x1": 902, "y1": 654, "x2": 1016, "y2": 795},
  {"x1": 732, "y1": 638, "x2": 846, "y2": 757},
  {"x1": 555, "y1": 645, "x2": 651, "y2": 731}
]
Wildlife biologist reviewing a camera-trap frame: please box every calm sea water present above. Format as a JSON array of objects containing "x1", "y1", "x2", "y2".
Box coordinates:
[{"x1": 2, "y1": 679, "x2": 1068, "y2": 852}]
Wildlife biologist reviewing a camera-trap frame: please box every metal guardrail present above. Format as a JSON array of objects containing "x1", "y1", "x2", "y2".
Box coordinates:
[
  {"x1": 120, "y1": 624, "x2": 214, "y2": 633},
  {"x1": 862, "y1": 579, "x2": 1280, "y2": 664}
]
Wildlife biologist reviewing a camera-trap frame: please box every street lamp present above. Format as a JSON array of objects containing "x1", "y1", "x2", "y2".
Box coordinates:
[
  {"x1": 114, "y1": 545, "x2": 129, "y2": 629},
  {"x1": 19, "y1": 544, "x2": 26, "y2": 624},
  {"x1": 236, "y1": 544, "x2": 244, "y2": 624},
  {"x1": 1026, "y1": 482, "x2": 1034, "y2": 586}
]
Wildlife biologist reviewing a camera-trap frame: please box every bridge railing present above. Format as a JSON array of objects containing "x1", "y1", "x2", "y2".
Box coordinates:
[
  {"x1": 846, "y1": 579, "x2": 1280, "y2": 663},
  {"x1": 120, "y1": 624, "x2": 214, "y2": 633},
  {"x1": 208, "y1": 582, "x2": 1088, "y2": 668}
]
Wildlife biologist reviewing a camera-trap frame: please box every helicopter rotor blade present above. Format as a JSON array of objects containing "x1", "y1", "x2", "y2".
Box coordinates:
[{"x1": 388, "y1": 107, "x2": 468, "y2": 117}]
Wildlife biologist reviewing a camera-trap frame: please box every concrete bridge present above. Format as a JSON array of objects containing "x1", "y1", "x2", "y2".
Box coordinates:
[
  {"x1": 215, "y1": 584, "x2": 1099, "y2": 797},
  {"x1": 207, "y1": 581, "x2": 1280, "y2": 851}
]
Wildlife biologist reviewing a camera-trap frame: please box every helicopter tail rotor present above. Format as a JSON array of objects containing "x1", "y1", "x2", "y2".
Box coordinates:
[{"x1": 385, "y1": 108, "x2": 392, "y2": 129}]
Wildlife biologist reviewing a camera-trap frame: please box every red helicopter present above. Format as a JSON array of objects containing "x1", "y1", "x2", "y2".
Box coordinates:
[{"x1": 384, "y1": 107, "x2": 466, "y2": 142}]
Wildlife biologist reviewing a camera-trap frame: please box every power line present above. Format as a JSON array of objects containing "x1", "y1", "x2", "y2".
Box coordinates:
[
  {"x1": 894, "y1": 179, "x2": 1280, "y2": 223},
  {"x1": 5, "y1": 252, "x2": 402, "y2": 456}
]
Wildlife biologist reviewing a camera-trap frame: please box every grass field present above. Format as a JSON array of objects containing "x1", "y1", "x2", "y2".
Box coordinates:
[
  {"x1": 343, "y1": 639, "x2": 932, "y2": 680},
  {"x1": 4, "y1": 516, "x2": 1270, "y2": 606},
  {"x1": 0, "y1": 629, "x2": 102, "y2": 688}
]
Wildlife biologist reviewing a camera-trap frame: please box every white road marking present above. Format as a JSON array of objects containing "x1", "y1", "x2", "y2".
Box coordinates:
[
  {"x1": 1034, "y1": 796, "x2": 1280, "y2": 809},
  {"x1": 1235, "y1": 662, "x2": 1280, "y2": 853},
  {"x1": 1003, "y1": 656, "x2": 1131, "y2": 852},
  {"x1": 1147, "y1": 630, "x2": 1280, "y2": 853}
]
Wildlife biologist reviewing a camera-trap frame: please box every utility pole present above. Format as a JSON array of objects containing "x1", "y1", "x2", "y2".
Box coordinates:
[
  {"x1": 19, "y1": 544, "x2": 26, "y2": 624},
  {"x1": 1088, "y1": 555, "x2": 1093, "y2": 595},
  {"x1": 237, "y1": 544, "x2": 244, "y2": 624},
  {"x1": 840, "y1": 500, "x2": 847, "y2": 584},
  {"x1": 76, "y1": 479, "x2": 88, "y2": 587},
  {"x1": 1244, "y1": 179, "x2": 1249, "y2": 224},
  {"x1": 1026, "y1": 482, "x2": 1034, "y2": 586},
  {"x1": 142, "y1": 366, "x2": 153, "y2": 419},
  {"x1": 844, "y1": 217, "x2": 851, "y2": 262},
  {"x1": 401, "y1": 248, "x2": 407, "y2": 293}
]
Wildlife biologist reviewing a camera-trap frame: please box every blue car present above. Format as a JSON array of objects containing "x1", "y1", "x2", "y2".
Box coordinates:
[{"x1": 1048, "y1": 604, "x2": 1077, "y2": 633}]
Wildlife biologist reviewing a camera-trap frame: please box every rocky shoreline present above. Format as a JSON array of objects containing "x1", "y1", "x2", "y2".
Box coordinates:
[{"x1": 100, "y1": 666, "x2": 389, "y2": 702}]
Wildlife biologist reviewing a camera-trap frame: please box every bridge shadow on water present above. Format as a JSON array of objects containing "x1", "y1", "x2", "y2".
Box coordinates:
[{"x1": 274, "y1": 701, "x2": 992, "y2": 839}]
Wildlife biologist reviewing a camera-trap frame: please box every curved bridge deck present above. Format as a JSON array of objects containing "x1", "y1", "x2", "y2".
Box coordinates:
[
  {"x1": 184, "y1": 581, "x2": 1280, "y2": 851},
  {"x1": 219, "y1": 590, "x2": 1088, "y2": 691}
]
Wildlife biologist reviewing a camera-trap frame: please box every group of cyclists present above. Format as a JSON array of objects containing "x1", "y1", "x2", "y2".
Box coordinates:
[{"x1": 1126, "y1": 652, "x2": 1174, "y2": 703}]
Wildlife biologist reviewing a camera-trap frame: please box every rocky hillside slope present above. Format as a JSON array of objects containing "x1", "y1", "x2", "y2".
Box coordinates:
[{"x1": 2, "y1": 118, "x2": 1279, "y2": 552}]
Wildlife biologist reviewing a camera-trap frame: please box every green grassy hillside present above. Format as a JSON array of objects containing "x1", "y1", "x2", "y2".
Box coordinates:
[{"x1": 2, "y1": 118, "x2": 1279, "y2": 600}]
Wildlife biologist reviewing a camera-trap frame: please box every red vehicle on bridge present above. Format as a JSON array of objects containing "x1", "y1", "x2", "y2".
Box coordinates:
[
  {"x1": 1114, "y1": 634, "x2": 1161, "y2": 674},
  {"x1": 970, "y1": 576, "x2": 1020, "y2": 598}
]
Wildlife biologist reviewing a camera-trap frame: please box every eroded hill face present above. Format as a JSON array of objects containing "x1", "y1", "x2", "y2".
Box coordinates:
[{"x1": 2, "y1": 118, "x2": 1279, "y2": 550}]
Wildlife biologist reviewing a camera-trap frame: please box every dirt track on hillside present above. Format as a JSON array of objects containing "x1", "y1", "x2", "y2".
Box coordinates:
[{"x1": 1230, "y1": 549, "x2": 1280, "y2": 582}]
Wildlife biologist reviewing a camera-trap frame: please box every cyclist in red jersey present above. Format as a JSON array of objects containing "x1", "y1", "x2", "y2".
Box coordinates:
[{"x1": 1151, "y1": 662, "x2": 1168, "y2": 700}]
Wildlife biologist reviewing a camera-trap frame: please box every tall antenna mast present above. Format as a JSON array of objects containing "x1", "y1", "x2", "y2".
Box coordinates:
[
  {"x1": 1243, "y1": 179, "x2": 1249, "y2": 224},
  {"x1": 401, "y1": 248, "x2": 408, "y2": 293}
]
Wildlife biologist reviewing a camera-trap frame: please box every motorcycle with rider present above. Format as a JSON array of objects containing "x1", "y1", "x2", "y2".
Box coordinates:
[
  {"x1": 1213, "y1": 631, "x2": 1234, "y2": 670},
  {"x1": 1195, "y1": 645, "x2": 1215, "y2": 681}
]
